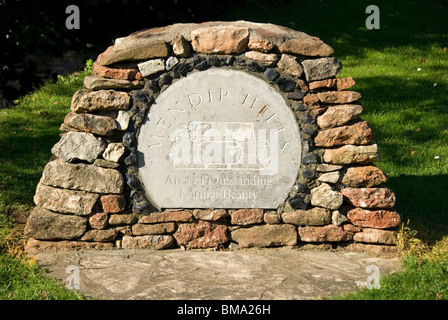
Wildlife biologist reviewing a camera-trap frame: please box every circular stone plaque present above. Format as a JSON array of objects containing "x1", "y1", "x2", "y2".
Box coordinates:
[{"x1": 137, "y1": 68, "x2": 301, "y2": 209}]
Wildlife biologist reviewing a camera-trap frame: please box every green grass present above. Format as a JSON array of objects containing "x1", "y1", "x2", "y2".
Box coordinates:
[
  {"x1": 0, "y1": 63, "x2": 92, "y2": 300},
  {"x1": 0, "y1": 0, "x2": 447, "y2": 300}
]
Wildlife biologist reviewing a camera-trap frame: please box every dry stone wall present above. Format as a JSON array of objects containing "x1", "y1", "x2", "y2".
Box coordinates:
[{"x1": 25, "y1": 21, "x2": 400, "y2": 255}]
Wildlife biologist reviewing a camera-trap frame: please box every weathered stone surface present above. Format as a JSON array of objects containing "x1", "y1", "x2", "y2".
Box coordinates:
[
  {"x1": 138, "y1": 69, "x2": 301, "y2": 209},
  {"x1": 317, "y1": 104, "x2": 364, "y2": 129},
  {"x1": 244, "y1": 51, "x2": 278, "y2": 66},
  {"x1": 302, "y1": 57, "x2": 343, "y2": 81},
  {"x1": 264, "y1": 211, "x2": 281, "y2": 224},
  {"x1": 231, "y1": 224, "x2": 297, "y2": 247},
  {"x1": 83, "y1": 75, "x2": 144, "y2": 90},
  {"x1": 93, "y1": 159, "x2": 120, "y2": 169},
  {"x1": 98, "y1": 40, "x2": 170, "y2": 65},
  {"x1": 342, "y1": 165, "x2": 387, "y2": 187},
  {"x1": 309, "y1": 77, "x2": 356, "y2": 91},
  {"x1": 41, "y1": 159, "x2": 124, "y2": 194},
  {"x1": 174, "y1": 221, "x2": 229, "y2": 248},
  {"x1": 89, "y1": 213, "x2": 108, "y2": 229},
  {"x1": 341, "y1": 187, "x2": 396, "y2": 209},
  {"x1": 315, "y1": 121, "x2": 374, "y2": 147},
  {"x1": 92, "y1": 62, "x2": 139, "y2": 80},
  {"x1": 317, "y1": 171, "x2": 340, "y2": 184},
  {"x1": 332, "y1": 210, "x2": 348, "y2": 226},
  {"x1": 52, "y1": 131, "x2": 106, "y2": 163},
  {"x1": 115, "y1": 110, "x2": 131, "y2": 131},
  {"x1": 191, "y1": 26, "x2": 249, "y2": 54},
  {"x1": 353, "y1": 228, "x2": 397, "y2": 245},
  {"x1": 278, "y1": 38, "x2": 334, "y2": 57},
  {"x1": 316, "y1": 164, "x2": 344, "y2": 172},
  {"x1": 317, "y1": 91, "x2": 362, "y2": 104},
  {"x1": 101, "y1": 194, "x2": 126, "y2": 213},
  {"x1": 323, "y1": 144, "x2": 380, "y2": 165},
  {"x1": 310, "y1": 183, "x2": 343, "y2": 210},
  {"x1": 81, "y1": 229, "x2": 118, "y2": 242},
  {"x1": 64, "y1": 112, "x2": 117, "y2": 136},
  {"x1": 298, "y1": 225, "x2": 354, "y2": 242},
  {"x1": 132, "y1": 222, "x2": 176, "y2": 235},
  {"x1": 342, "y1": 242, "x2": 398, "y2": 254},
  {"x1": 71, "y1": 89, "x2": 131, "y2": 113},
  {"x1": 230, "y1": 209, "x2": 264, "y2": 225},
  {"x1": 121, "y1": 235, "x2": 174, "y2": 249},
  {"x1": 277, "y1": 54, "x2": 303, "y2": 77},
  {"x1": 24, "y1": 207, "x2": 86, "y2": 240},
  {"x1": 347, "y1": 208, "x2": 401, "y2": 229},
  {"x1": 282, "y1": 208, "x2": 331, "y2": 226},
  {"x1": 172, "y1": 34, "x2": 192, "y2": 58},
  {"x1": 192, "y1": 209, "x2": 228, "y2": 221},
  {"x1": 34, "y1": 183, "x2": 98, "y2": 216},
  {"x1": 139, "y1": 211, "x2": 193, "y2": 223},
  {"x1": 24, "y1": 238, "x2": 114, "y2": 254},
  {"x1": 137, "y1": 59, "x2": 165, "y2": 77},
  {"x1": 108, "y1": 213, "x2": 138, "y2": 226},
  {"x1": 248, "y1": 38, "x2": 274, "y2": 53},
  {"x1": 102, "y1": 143, "x2": 125, "y2": 162}
]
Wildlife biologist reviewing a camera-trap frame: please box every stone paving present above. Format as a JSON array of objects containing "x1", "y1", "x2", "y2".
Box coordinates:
[{"x1": 33, "y1": 248, "x2": 399, "y2": 300}]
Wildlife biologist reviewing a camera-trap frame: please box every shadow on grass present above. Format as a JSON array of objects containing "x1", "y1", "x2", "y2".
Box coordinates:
[{"x1": 388, "y1": 174, "x2": 448, "y2": 243}]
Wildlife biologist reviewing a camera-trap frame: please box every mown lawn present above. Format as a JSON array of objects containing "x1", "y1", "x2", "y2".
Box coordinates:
[{"x1": 1, "y1": 0, "x2": 447, "y2": 300}]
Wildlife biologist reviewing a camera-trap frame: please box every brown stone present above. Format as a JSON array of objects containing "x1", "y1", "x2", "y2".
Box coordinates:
[
  {"x1": 353, "y1": 228, "x2": 397, "y2": 245},
  {"x1": 342, "y1": 224, "x2": 362, "y2": 233},
  {"x1": 191, "y1": 26, "x2": 249, "y2": 54},
  {"x1": 24, "y1": 206, "x2": 87, "y2": 240},
  {"x1": 108, "y1": 213, "x2": 138, "y2": 226},
  {"x1": 71, "y1": 89, "x2": 130, "y2": 113},
  {"x1": 314, "y1": 121, "x2": 374, "y2": 147},
  {"x1": 172, "y1": 34, "x2": 192, "y2": 58},
  {"x1": 132, "y1": 223, "x2": 176, "y2": 235},
  {"x1": 81, "y1": 229, "x2": 118, "y2": 242},
  {"x1": 341, "y1": 187, "x2": 396, "y2": 209},
  {"x1": 98, "y1": 41, "x2": 170, "y2": 66},
  {"x1": 336, "y1": 77, "x2": 356, "y2": 91},
  {"x1": 231, "y1": 224, "x2": 297, "y2": 248},
  {"x1": 341, "y1": 165, "x2": 388, "y2": 187},
  {"x1": 303, "y1": 94, "x2": 320, "y2": 107},
  {"x1": 244, "y1": 51, "x2": 279, "y2": 66},
  {"x1": 34, "y1": 183, "x2": 98, "y2": 216},
  {"x1": 298, "y1": 225, "x2": 354, "y2": 242},
  {"x1": 83, "y1": 75, "x2": 144, "y2": 90},
  {"x1": 282, "y1": 208, "x2": 331, "y2": 226},
  {"x1": 121, "y1": 235, "x2": 174, "y2": 249},
  {"x1": 25, "y1": 238, "x2": 114, "y2": 254},
  {"x1": 174, "y1": 221, "x2": 228, "y2": 249},
  {"x1": 248, "y1": 38, "x2": 275, "y2": 53},
  {"x1": 347, "y1": 208, "x2": 401, "y2": 229},
  {"x1": 317, "y1": 104, "x2": 364, "y2": 129},
  {"x1": 192, "y1": 209, "x2": 228, "y2": 221},
  {"x1": 89, "y1": 213, "x2": 108, "y2": 229},
  {"x1": 309, "y1": 79, "x2": 337, "y2": 90},
  {"x1": 278, "y1": 37, "x2": 334, "y2": 57},
  {"x1": 64, "y1": 112, "x2": 117, "y2": 136},
  {"x1": 317, "y1": 91, "x2": 362, "y2": 104},
  {"x1": 277, "y1": 54, "x2": 303, "y2": 77},
  {"x1": 92, "y1": 62, "x2": 138, "y2": 80},
  {"x1": 41, "y1": 159, "x2": 124, "y2": 194},
  {"x1": 230, "y1": 209, "x2": 264, "y2": 225},
  {"x1": 323, "y1": 144, "x2": 380, "y2": 165},
  {"x1": 101, "y1": 194, "x2": 126, "y2": 213},
  {"x1": 138, "y1": 211, "x2": 193, "y2": 223},
  {"x1": 264, "y1": 211, "x2": 281, "y2": 224}
]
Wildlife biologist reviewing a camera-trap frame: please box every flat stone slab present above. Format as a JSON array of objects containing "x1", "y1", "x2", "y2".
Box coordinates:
[{"x1": 33, "y1": 248, "x2": 399, "y2": 300}]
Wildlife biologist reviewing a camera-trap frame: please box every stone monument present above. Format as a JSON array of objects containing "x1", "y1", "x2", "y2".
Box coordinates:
[{"x1": 24, "y1": 21, "x2": 400, "y2": 254}]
